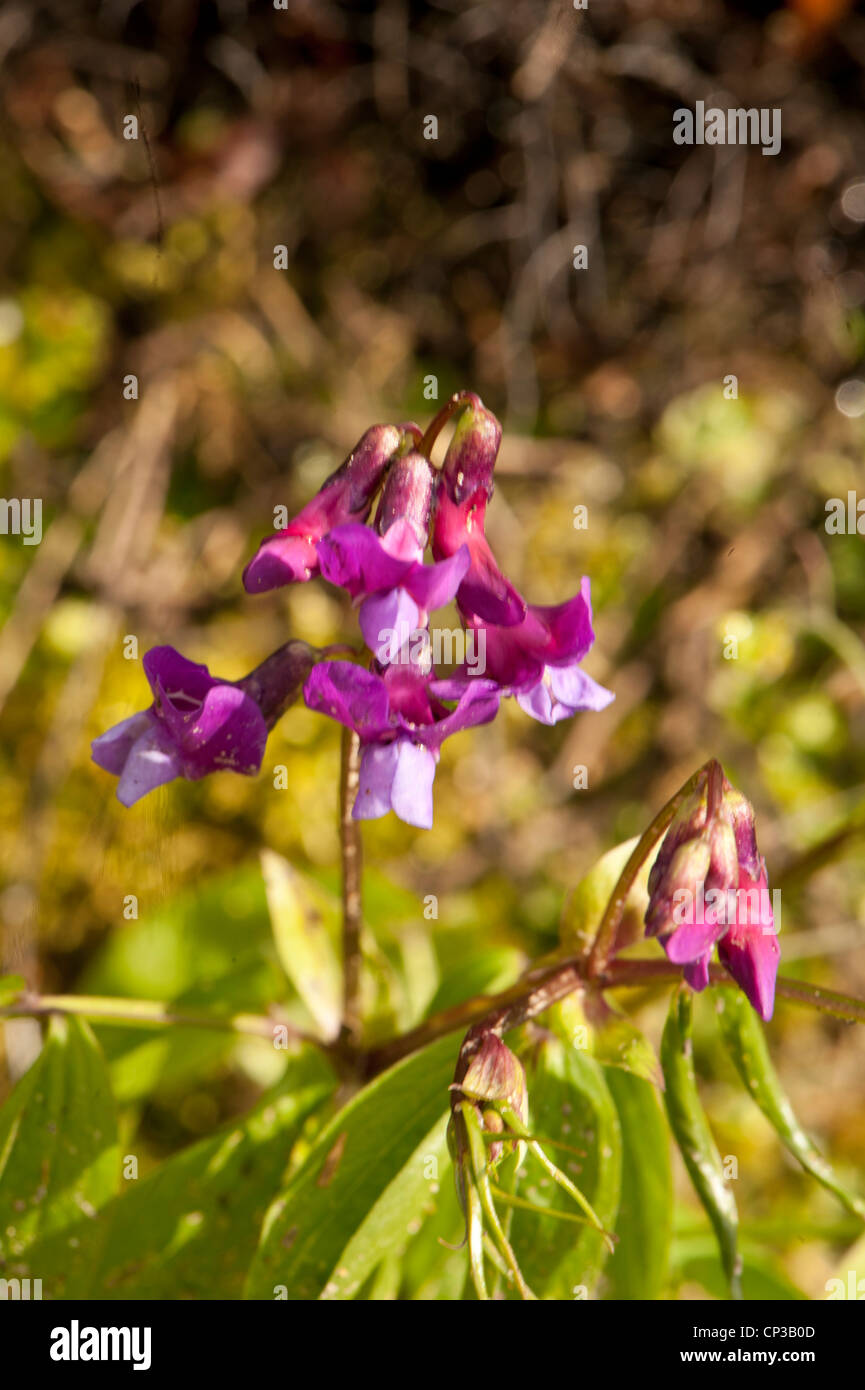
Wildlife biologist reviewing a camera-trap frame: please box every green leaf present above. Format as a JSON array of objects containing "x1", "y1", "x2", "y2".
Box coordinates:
[
  {"x1": 399, "y1": 1168, "x2": 468, "y2": 1301},
  {"x1": 92, "y1": 1049, "x2": 333, "y2": 1299},
  {"x1": 0, "y1": 974, "x2": 25, "y2": 1007},
  {"x1": 261, "y1": 849, "x2": 342, "y2": 1041},
  {"x1": 661, "y1": 989, "x2": 742, "y2": 1299},
  {"x1": 715, "y1": 988, "x2": 865, "y2": 1222},
  {"x1": 559, "y1": 836, "x2": 652, "y2": 953},
  {"x1": 508, "y1": 1036, "x2": 621, "y2": 1299},
  {"x1": 604, "y1": 1068, "x2": 672, "y2": 1299},
  {"x1": 554, "y1": 996, "x2": 663, "y2": 1088},
  {"x1": 319, "y1": 1115, "x2": 450, "y2": 1300},
  {"x1": 0, "y1": 1016, "x2": 119, "y2": 1298},
  {"x1": 244, "y1": 1031, "x2": 462, "y2": 1300}
]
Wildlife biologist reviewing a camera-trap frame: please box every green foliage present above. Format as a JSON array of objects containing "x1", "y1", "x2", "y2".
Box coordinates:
[
  {"x1": 715, "y1": 988, "x2": 865, "y2": 1222},
  {"x1": 603, "y1": 1068, "x2": 672, "y2": 1299},
  {"x1": 92, "y1": 1050, "x2": 333, "y2": 1299},
  {"x1": 661, "y1": 989, "x2": 741, "y2": 1300},
  {"x1": 244, "y1": 1033, "x2": 462, "y2": 1300},
  {"x1": 0, "y1": 1017, "x2": 118, "y2": 1298},
  {"x1": 507, "y1": 1037, "x2": 621, "y2": 1299}
]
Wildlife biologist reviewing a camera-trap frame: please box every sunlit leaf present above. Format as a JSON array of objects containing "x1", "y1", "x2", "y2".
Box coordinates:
[
  {"x1": 244, "y1": 1031, "x2": 462, "y2": 1300},
  {"x1": 559, "y1": 836, "x2": 652, "y2": 954},
  {"x1": 261, "y1": 849, "x2": 342, "y2": 1041},
  {"x1": 604, "y1": 1068, "x2": 672, "y2": 1299},
  {"x1": 0, "y1": 1016, "x2": 119, "y2": 1298}
]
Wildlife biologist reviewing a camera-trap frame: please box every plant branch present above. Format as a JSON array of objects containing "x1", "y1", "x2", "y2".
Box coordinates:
[
  {"x1": 3, "y1": 965, "x2": 863, "y2": 1074},
  {"x1": 338, "y1": 725, "x2": 364, "y2": 1052},
  {"x1": 0, "y1": 990, "x2": 320, "y2": 1046},
  {"x1": 365, "y1": 957, "x2": 865, "y2": 1075}
]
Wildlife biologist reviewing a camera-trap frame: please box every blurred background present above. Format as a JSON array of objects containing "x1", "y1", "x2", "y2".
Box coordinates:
[{"x1": 1, "y1": 0, "x2": 865, "y2": 1298}]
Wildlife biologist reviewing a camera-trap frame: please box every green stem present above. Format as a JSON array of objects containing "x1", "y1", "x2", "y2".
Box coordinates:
[
  {"x1": 3, "y1": 964, "x2": 862, "y2": 1069},
  {"x1": 0, "y1": 990, "x2": 319, "y2": 1046}
]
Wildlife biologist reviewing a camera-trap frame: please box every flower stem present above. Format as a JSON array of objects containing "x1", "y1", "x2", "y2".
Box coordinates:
[
  {"x1": 2, "y1": 966, "x2": 863, "y2": 1070},
  {"x1": 584, "y1": 760, "x2": 717, "y2": 979},
  {"x1": 365, "y1": 957, "x2": 865, "y2": 1074},
  {"x1": 417, "y1": 391, "x2": 475, "y2": 459},
  {"x1": 338, "y1": 725, "x2": 364, "y2": 1052}
]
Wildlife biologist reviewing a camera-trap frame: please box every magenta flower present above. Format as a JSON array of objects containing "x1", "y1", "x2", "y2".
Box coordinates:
[
  {"x1": 432, "y1": 478, "x2": 526, "y2": 628},
  {"x1": 463, "y1": 580, "x2": 614, "y2": 724},
  {"x1": 242, "y1": 423, "x2": 415, "y2": 593},
  {"x1": 431, "y1": 397, "x2": 613, "y2": 723},
  {"x1": 303, "y1": 659, "x2": 500, "y2": 828},
  {"x1": 317, "y1": 447, "x2": 470, "y2": 663},
  {"x1": 92, "y1": 643, "x2": 315, "y2": 807},
  {"x1": 318, "y1": 518, "x2": 469, "y2": 662},
  {"x1": 645, "y1": 763, "x2": 780, "y2": 1020}
]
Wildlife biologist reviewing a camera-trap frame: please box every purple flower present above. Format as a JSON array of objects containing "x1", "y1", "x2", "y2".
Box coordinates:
[
  {"x1": 318, "y1": 448, "x2": 470, "y2": 663},
  {"x1": 430, "y1": 396, "x2": 526, "y2": 626},
  {"x1": 430, "y1": 397, "x2": 613, "y2": 723},
  {"x1": 242, "y1": 423, "x2": 415, "y2": 593},
  {"x1": 464, "y1": 580, "x2": 614, "y2": 723},
  {"x1": 303, "y1": 659, "x2": 500, "y2": 828},
  {"x1": 432, "y1": 480, "x2": 526, "y2": 629},
  {"x1": 318, "y1": 518, "x2": 469, "y2": 663},
  {"x1": 92, "y1": 643, "x2": 314, "y2": 806},
  {"x1": 645, "y1": 763, "x2": 780, "y2": 1020}
]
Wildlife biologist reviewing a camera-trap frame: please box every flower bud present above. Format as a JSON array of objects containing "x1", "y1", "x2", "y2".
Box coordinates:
[
  {"x1": 644, "y1": 760, "x2": 780, "y2": 1019},
  {"x1": 374, "y1": 449, "x2": 435, "y2": 548},
  {"x1": 458, "y1": 1033, "x2": 528, "y2": 1126},
  {"x1": 243, "y1": 423, "x2": 412, "y2": 593},
  {"x1": 440, "y1": 394, "x2": 502, "y2": 505},
  {"x1": 236, "y1": 640, "x2": 318, "y2": 729}
]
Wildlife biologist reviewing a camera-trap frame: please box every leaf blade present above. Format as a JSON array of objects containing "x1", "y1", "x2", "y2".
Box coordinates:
[
  {"x1": 604, "y1": 1067, "x2": 672, "y2": 1299},
  {"x1": 0, "y1": 1016, "x2": 119, "y2": 1298},
  {"x1": 715, "y1": 987, "x2": 865, "y2": 1222},
  {"x1": 244, "y1": 1031, "x2": 462, "y2": 1300},
  {"x1": 661, "y1": 988, "x2": 742, "y2": 1299}
]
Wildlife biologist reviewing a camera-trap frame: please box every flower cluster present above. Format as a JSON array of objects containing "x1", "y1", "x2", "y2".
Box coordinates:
[
  {"x1": 92, "y1": 393, "x2": 612, "y2": 828},
  {"x1": 644, "y1": 760, "x2": 780, "y2": 1019}
]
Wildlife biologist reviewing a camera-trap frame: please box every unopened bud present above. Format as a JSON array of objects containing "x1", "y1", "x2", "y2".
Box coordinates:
[
  {"x1": 459, "y1": 1033, "x2": 527, "y2": 1126},
  {"x1": 440, "y1": 395, "x2": 502, "y2": 505},
  {"x1": 374, "y1": 448, "x2": 435, "y2": 547},
  {"x1": 237, "y1": 640, "x2": 318, "y2": 728}
]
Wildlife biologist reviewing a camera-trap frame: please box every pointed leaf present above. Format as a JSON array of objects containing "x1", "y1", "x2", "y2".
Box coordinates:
[
  {"x1": 715, "y1": 987, "x2": 865, "y2": 1222},
  {"x1": 244, "y1": 1031, "x2": 462, "y2": 1300},
  {"x1": 260, "y1": 849, "x2": 342, "y2": 1041},
  {"x1": 661, "y1": 989, "x2": 742, "y2": 1299}
]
